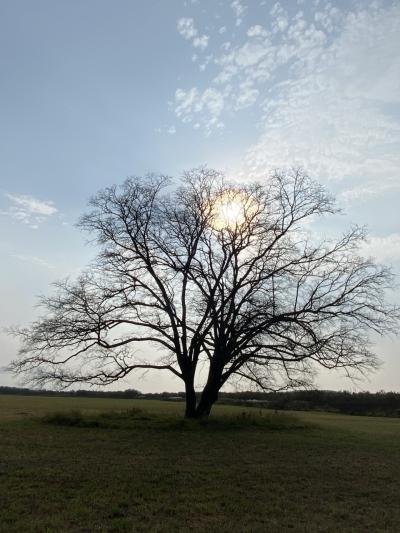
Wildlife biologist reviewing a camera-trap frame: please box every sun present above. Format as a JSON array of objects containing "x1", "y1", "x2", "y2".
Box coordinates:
[{"x1": 210, "y1": 190, "x2": 255, "y2": 231}]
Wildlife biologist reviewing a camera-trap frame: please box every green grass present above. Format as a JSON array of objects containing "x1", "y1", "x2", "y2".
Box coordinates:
[{"x1": 1, "y1": 395, "x2": 400, "y2": 532}]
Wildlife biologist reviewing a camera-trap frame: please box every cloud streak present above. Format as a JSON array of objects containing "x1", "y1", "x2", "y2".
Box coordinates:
[
  {"x1": 12, "y1": 254, "x2": 54, "y2": 269},
  {"x1": 2, "y1": 193, "x2": 58, "y2": 229},
  {"x1": 361, "y1": 234, "x2": 400, "y2": 265}
]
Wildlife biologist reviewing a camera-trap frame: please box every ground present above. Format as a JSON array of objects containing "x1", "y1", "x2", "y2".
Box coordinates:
[{"x1": 0, "y1": 395, "x2": 399, "y2": 532}]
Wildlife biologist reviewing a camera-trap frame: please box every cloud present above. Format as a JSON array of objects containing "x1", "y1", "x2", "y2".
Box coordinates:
[
  {"x1": 231, "y1": 1, "x2": 247, "y2": 27},
  {"x1": 244, "y1": 3, "x2": 400, "y2": 190},
  {"x1": 340, "y1": 178, "x2": 400, "y2": 205},
  {"x1": 12, "y1": 254, "x2": 54, "y2": 269},
  {"x1": 174, "y1": 87, "x2": 225, "y2": 134},
  {"x1": 193, "y1": 35, "x2": 209, "y2": 50},
  {"x1": 6, "y1": 194, "x2": 57, "y2": 216},
  {"x1": 2, "y1": 193, "x2": 58, "y2": 228},
  {"x1": 173, "y1": 1, "x2": 400, "y2": 213},
  {"x1": 177, "y1": 18, "x2": 198, "y2": 40},
  {"x1": 235, "y1": 82, "x2": 259, "y2": 109},
  {"x1": 234, "y1": 42, "x2": 270, "y2": 67},
  {"x1": 174, "y1": 1, "x2": 400, "y2": 199},
  {"x1": 177, "y1": 17, "x2": 209, "y2": 51},
  {"x1": 360, "y1": 234, "x2": 400, "y2": 265},
  {"x1": 174, "y1": 88, "x2": 200, "y2": 121},
  {"x1": 154, "y1": 124, "x2": 177, "y2": 136},
  {"x1": 270, "y1": 2, "x2": 289, "y2": 33},
  {"x1": 247, "y1": 25, "x2": 268, "y2": 38}
]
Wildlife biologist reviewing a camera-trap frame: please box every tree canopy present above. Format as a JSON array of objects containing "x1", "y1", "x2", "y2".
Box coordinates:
[{"x1": 10, "y1": 168, "x2": 398, "y2": 417}]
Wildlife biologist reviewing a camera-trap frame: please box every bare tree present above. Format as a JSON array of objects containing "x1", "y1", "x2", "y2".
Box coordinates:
[{"x1": 10, "y1": 168, "x2": 398, "y2": 418}]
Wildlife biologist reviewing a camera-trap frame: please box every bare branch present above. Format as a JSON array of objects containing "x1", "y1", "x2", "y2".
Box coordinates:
[{"x1": 9, "y1": 168, "x2": 399, "y2": 417}]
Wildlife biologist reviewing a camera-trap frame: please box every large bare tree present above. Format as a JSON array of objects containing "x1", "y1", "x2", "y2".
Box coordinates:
[{"x1": 10, "y1": 169, "x2": 398, "y2": 417}]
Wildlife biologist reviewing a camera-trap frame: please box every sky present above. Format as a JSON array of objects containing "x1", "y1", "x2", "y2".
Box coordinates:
[{"x1": 0, "y1": 0, "x2": 399, "y2": 393}]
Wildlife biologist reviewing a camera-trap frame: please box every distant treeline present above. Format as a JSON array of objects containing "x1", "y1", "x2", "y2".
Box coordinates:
[
  {"x1": 1, "y1": 386, "x2": 400, "y2": 417},
  {"x1": 0, "y1": 386, "x2": 142, "y2": 399},
  {"x1": 218, "y1": 390, "x2": 400, "y2": 417}
]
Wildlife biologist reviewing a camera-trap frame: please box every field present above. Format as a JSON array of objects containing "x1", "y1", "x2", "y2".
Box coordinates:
[{"x1": 1, "y1": 395, "x2": 399, "y2": 532}]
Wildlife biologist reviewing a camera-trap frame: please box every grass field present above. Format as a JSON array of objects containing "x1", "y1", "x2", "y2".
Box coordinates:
[{"x1": 1, "y1": 395, "x2": 399, "y2": 532}]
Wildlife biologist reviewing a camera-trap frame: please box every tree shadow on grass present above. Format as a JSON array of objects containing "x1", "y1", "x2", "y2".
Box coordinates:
[
  {"x1": 40, "y1": 408, "x2": 314, "y2": 432},
  {"x1": 41, "y1": 408, "x2": 151, "y2": 429}
]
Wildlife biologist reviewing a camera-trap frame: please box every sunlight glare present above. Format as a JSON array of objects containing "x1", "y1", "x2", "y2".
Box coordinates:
[{"x1": 210, "y1": 190, "x2": 255, "y2": 231}]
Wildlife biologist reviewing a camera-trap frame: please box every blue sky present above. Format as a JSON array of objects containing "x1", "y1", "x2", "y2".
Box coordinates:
[{"x1": 1, "y1": 0, "x2": 399, "y2": 392}]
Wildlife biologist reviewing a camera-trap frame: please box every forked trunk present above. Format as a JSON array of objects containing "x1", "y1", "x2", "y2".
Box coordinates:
[{"x1": 185, "y1": 371, "x2": 222, "y2": 418}]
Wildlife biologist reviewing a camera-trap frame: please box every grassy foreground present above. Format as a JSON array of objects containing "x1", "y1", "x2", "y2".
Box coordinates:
[{"x1": 1, "y1": 395, "x2": 400, "y2": 532}]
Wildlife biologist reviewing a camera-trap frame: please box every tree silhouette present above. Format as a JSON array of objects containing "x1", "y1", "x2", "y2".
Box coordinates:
[{"x1": 10, "y1": 168, "x2": 398, "y2": 417}]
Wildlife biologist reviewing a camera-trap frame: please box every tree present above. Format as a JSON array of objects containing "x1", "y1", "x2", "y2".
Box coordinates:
[{"x1": 10, "y1": 168, "x2": 398, "y2": 418}]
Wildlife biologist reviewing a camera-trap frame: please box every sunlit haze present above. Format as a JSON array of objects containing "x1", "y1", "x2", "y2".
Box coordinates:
[{"x1": 211, "y1": 190, "x2": 253, "y2": 230}]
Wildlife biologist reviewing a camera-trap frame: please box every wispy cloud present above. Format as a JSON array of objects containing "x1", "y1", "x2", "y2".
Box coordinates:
[
  {"x1": 173, "y1": 1, "x2": 400, "y2": 202},
  {"x1": 1, "y1": 193, "x2": 58, "y2": 229},
  {"x1": 231, "y1": 0, "x2": 247, "y2": 27},
  {"x1": 244, "y1": 3, "x2": 400, "y2": 189},
  {"x1": 361, "y1": 234, "x2": 400, "y2": 265},
  {"x1": 174, "y1": 87, "x2": 225, "y2": 135},
  {"x1": 12, "y1": 254, "x2": 54, "y2": 269},
  {"x1": 340, "y1": 178, "x2": 400, "y2": 205}
]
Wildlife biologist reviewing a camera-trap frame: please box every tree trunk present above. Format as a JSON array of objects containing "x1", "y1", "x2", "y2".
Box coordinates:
[
  {"x1": 195, "y1": 372, "x2": 222, "y2": 418},
  {"x1": 184, "y1": 362, "x2": 224, "y2": 418},
  {"x1": 184, "y1": 379, "x2": 197, "y2": 418}
]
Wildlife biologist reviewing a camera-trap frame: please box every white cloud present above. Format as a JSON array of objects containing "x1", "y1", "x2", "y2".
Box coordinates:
[
  {"x1": 235, "y1": 41, "x2": 271, "y2": 67},
  {"x1": 247, "y1": 25, "x2": 268, "y2": 38},
  {"x1": 6, "y1": 193, "x2": 57, "y2": 216},
  {"x1": 315, "y1": 6, "x2": 341, "y2": 33},
  {"x1": 12, "y1": 254, "x2": 54, "y2": 269},
  {"x1": 173, "y1": 1, "x2": 400, "y2": 189},
  {"x1": 2, "y1": 193, "x2": 58, "y2": 228},
  {"x1": 235, "y1": 82, "x2": 259, "y2": 109},
  {"x1": 269, "y1": 2, "x2": 289, "y2": 34},
  {"x1": 231, "y1": 0, "x2": 247, "y2": 26},
  {"x1": 174, "y1": 88, "x2": 200, "y2": 122},
  {"x1": 244, "y1": 3, "x2": 400, "y2": 192},
  {"x1": 193, "y1": 35, "x2": 209, "y2": 50},
  {"x1": 361, "y1": 234, "x2": 400, "y2": 265},
  {"x1": 174, "y1": 87, "x2": 225, "y2": 134},
  {"x1": 340, "y1": 178, "x2": 400, "y2": 205},
  {"x1": 177, "y1": 18, "x2": 198, "y2": 40},
  {"x1": 202, "y1": 88, "x2": 224, "y2": 117},
  {"x1": 177, "y1": 17, "x2": 209, "y2": 51},
  {"x1": 270, "y1": 2, "x2": 289, "y2": 33}
]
